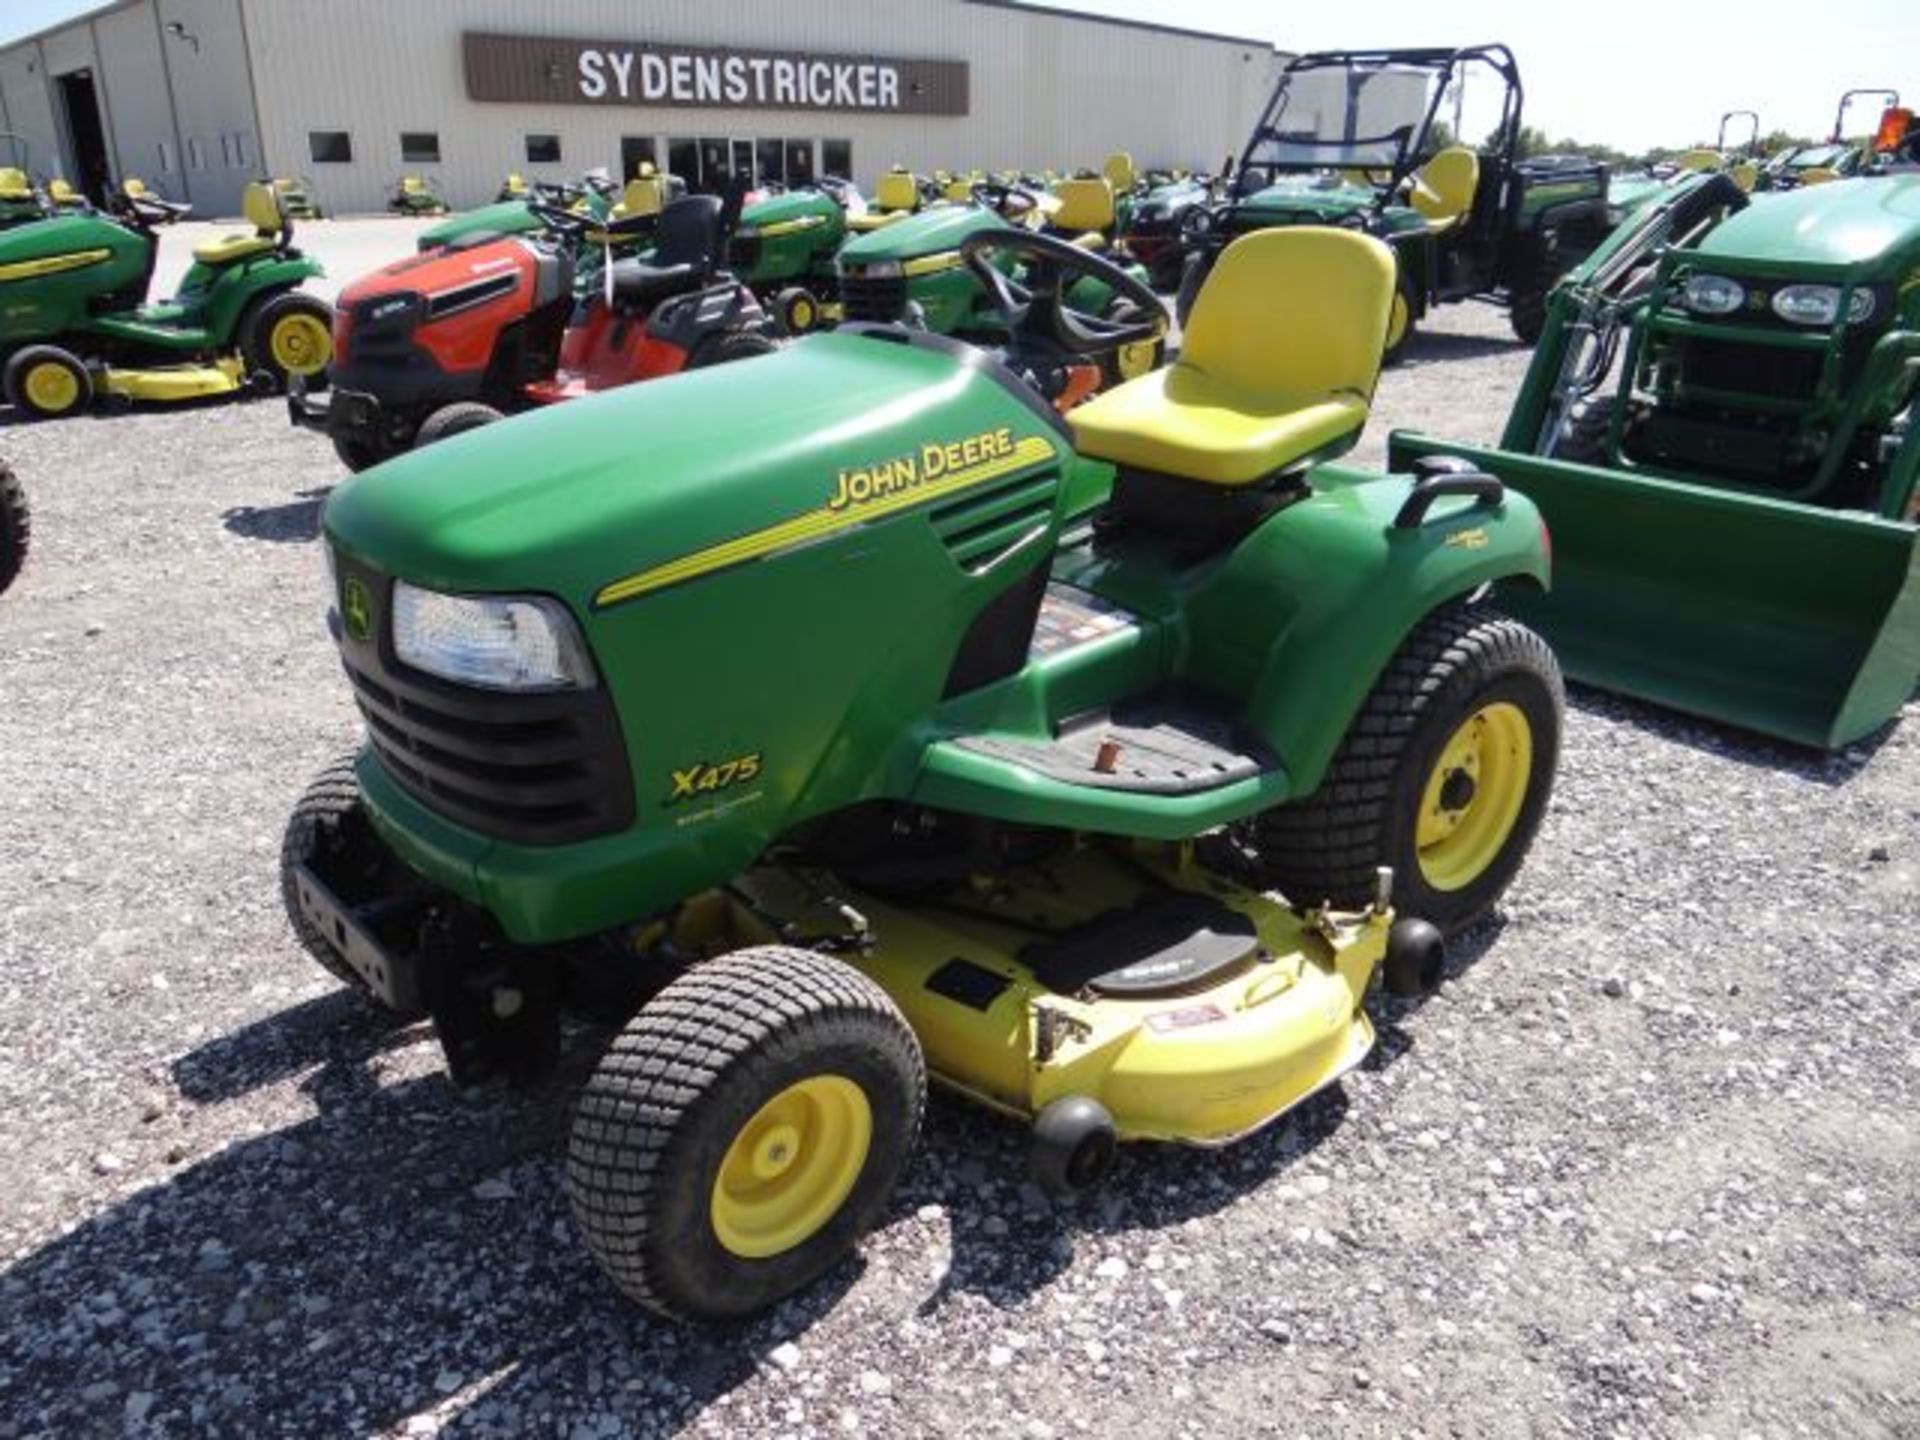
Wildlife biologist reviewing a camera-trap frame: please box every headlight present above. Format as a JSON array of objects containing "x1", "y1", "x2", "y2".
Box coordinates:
[
  {"x1": 391, "y1": 581, "x2": 594, "y2": 691},
  {"x1": 1770, "y1": 283, "x2": 1875, "y2": 326},
  {"x1": 1682, "y1": 273, "x2": 1745, "y2": 315},
  {"x1": 733, "y1": 223, "x2": 760, "y2": 240},
  {"x1": 847, "y1": 259, "x2": 901, "y2": 279},
  {"x1": 1180, "y1": 206, "x2": 1215, "y2": 237}
]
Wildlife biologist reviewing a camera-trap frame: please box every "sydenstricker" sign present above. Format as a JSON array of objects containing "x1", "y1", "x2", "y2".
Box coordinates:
[{"x1": 462, "y1": 32, "x2": 969, "y2": 116}]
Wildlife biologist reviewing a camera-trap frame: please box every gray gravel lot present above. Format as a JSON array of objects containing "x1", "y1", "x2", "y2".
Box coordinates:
[{"x1": 2, "y1": 269, "x2": 1917, "y2": 1439}]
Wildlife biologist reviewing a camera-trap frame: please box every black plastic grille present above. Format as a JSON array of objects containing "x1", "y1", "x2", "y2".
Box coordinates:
[
  {"x1": 727, "y1": 233, "x2": 763, "y2": 271},
  {"x1": 334, "y1": 564, "x2": 633, "y2": 846},
  {"x1": 841, "y1": 271, "x2": 908, "y2": 323},
  {"x1": 1679, "y1": 338, "x2": 1824, "y2": 404}
]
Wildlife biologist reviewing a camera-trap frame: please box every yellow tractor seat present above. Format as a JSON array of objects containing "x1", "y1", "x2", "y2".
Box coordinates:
[
  {"x1": 1408, "y1": 147, "x2": 1480, "y2": 232},
  {"x1": 615, "y1": 177, "x2": 663, "y2": 218},
  {"x1": 0, "y1": 167, "x2": 31, "y2": 201},
  {"x1": 943, "y1": 178, "x2": 975, "y2": 204},
  {"x1": 1070, "y1": 228, "x2": 1395, "y2": 487},
  {"x1": 48, "y1": 178, "x2": 83, "y2": 207},
  {"x1": 873, "y1": 171, "x2": 920, "y2": 213},
  {"x1": 122, "y1": 177, "x2": 148, "y2": 198},
  {"x1": 193, "y1": 181, "x2": 285, "y2": 265},
  {"x1": 1673, "y1": 148, "x2": 1722, "y2": 174},
  {"x1": 1798, "y1": 166, "x2": 1841, "y2": 186},
  {"x1": 1103, "y1": 151, "x2": 1136, "y2": 193},
  {"x1": 1050, "y1": 177, "x2": 1115, "y2": 238},
  {"x1": 1728, "y1": 161, "x2": 1759, "y2": 193},
  {"x1": 503, "y1": 171, "x2": 527, "y2": 195}
]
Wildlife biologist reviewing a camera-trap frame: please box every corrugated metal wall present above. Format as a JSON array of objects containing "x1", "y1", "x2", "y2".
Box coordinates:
[
  {"x1": 240, "y1": 0, "x2": 1282, "y2": 214},
  {"x1": 94, "y1": 2, "x2": 188, "y2": 200},
  {"x1": 0, "y1": 42, "x2": 69, "y2": 185}
]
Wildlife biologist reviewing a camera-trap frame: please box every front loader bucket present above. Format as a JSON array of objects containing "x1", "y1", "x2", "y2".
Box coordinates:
[{"x1": 1389, "y1": 433, "x2": 1920, "y2": 750}]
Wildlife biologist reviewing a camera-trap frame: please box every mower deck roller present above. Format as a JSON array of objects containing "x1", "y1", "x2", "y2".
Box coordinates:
[{"x1": 1390, "y1": 434, "x2": 1920, "y2": 749}]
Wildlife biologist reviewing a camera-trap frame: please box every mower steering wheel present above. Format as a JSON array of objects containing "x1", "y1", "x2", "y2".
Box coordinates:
[
  {"x1": 960, "y1": 227, "x2": 1166, "y2": 364},
  {"x1": 527, "y1": 199, "x2": 590, "y2": 240},
  {"x1": 970, "y1": 181, "x2": 1041, "y2": 224}
]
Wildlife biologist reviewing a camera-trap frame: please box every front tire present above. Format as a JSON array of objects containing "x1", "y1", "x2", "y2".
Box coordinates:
[
  {"x1": 331, "y1": 435, "x2": 390, "y2": 473},
  {"x1": 568, "y1": 947, "x2": 925, "y2": 1322},
  {"x1": 5, "y1": 345, "x2": 93, "y2": 419},
  {"x1": 1244, "y1": 605, "x2": 1563, "y2": 935},
  {"x1": 687, "y1": 329, "x2": 779, "y2": 369},
  {"x1": 772, "y1": 286, "x2": 821, "y2": 336},
  {"x1": 413, "y1": 402, "x2": 503, "y2": 447},
  {"x1": 242, "y1": 291, "x2": 335, "y2": 391},
  {"x1": 0, "y1": 459, "x2": 29, "y2": 596},
  {"x1": 1506, "y1": 235, "x2": 1564, "y2": 346}
]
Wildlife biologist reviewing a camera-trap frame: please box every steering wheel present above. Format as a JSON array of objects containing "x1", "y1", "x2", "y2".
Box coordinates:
[
  {"x1": 527, "y1": 199, "x2": 592, "y2": 243},
  {"x1": 960, "y1": 227, "x2": 1166, "y2": 365},
  {"x1": 970, "y1": 181, "x2": 1044, "y2": 226}
]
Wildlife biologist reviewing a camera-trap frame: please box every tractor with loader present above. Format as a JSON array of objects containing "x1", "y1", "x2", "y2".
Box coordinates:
[
  {"x1": 282, "y1": 224, "x2": 1563, "y2": 1322},
  {"x1": 1177, "y1": 46, "x2": 1613, "y2": 356},
  {"x1": 1392, "y1": 169, "x2": 1920, "y2": 749}
]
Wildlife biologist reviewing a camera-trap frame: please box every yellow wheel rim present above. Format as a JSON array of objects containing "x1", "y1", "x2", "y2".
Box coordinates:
[
  {"x1": 1415, "y1": 701, "x2": 1533, "y2": 891},
  {"x1": 24, "y1": 360, "x2": 81, "y2": 413},
  {"x1": 1114, "y1": 338, "x2": 1158, "y2": 380},
  {"x1": 1386, "y1": 291, "x2": 1410, "y2": 351},
  {"x1": 269, "y1": 312, "x2": 332, "y2": 375},
  {"x1": 710, "y1": 1075, "x2": 871, "y2": 1259},
  {"x1": 790, "y1": 297, "x2": 815, "y2": 330}
]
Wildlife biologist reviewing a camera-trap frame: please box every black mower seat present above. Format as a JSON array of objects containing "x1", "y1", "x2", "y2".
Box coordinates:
[
  {"x1": 609, "y1": 261, "x2": 702, "y2": 308},
  {"x1": 607, "y1": 194, "x2": 724, "y2": 310}
]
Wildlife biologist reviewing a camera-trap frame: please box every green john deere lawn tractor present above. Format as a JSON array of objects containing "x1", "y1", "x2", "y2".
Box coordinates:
[
  {"x1": 1179, "y1": 46, "x2": 1613, "y2": 356},
  {"x1": 1392, "y1": 170, "x2": 1920, "y2": 749},
  {"x1": 283, "y1": 225, "x2": 1562, "y2": 1322},
  {"x1": 0, "y1": 181, "x2": 331, "y2": 418},
  {"x1": 727, "y1": 179, "x2": 856, "y2": 334}
]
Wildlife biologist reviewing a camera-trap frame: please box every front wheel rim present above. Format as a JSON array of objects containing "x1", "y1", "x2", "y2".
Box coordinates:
[
  {"x1": 270, "y1": 313, "x2": 332, "y2": 374},
  {"x1": 1415, "y1": 701, "x2": 1534, "y2": 891},
  {"x1": 710, "y1": 1075, "x2": 872, "y2": 1259},
  {"x1": 24, "y1": 361, "x2": 81, "y2": 413}
]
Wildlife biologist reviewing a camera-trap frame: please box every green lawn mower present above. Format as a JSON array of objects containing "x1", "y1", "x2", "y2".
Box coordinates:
[
  {"x1": 271, "y1": 175, "x2": 325, "y2": 220},
  {"x1": 389, "y1": 175, "x2": 450, "y2": 217},
  {"x1": 1179, "y1": 46, "x2": 1613, "y2": 356},
  {"x1": 0, "y1": 456, "x2": 27, "y2": 596},
  {"x1": 0, "y1": 133, "x2": 51, "y2": 229},
  {"x1": 1392, "y1": 170, "x2": 1920, "y2": 749},
  {"x1": 283, "y1": 224, "x2": 1561, "y2": 1322},
  {"x1": 727, "y1": 179, "x2": 857, "y2": 335},
  {"x1": 0, "y1": 181, "x2": 332, "y2": 419}
]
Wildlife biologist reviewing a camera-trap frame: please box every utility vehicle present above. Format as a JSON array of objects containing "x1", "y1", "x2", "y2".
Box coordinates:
[
  {"x1": 1178, "y1": 46, "x2": 1613, "y2": 354},
  {"x1": 0, "y1": 182, "x2": 331, "y2": 418},
  {"x1": 1392, "y1": 171, "x2": 1920, "y2": 748},
  {"x1": 283, "y1": 224, "x2": 1562, "y2": 1321}
]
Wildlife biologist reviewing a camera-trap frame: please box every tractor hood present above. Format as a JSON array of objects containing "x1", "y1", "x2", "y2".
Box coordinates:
[
  {"x1": 840, "y1": 204, "x2": 1004, "y2": 261},
  {"x1": 740, "y1": 190, "x2": 841, "y2": 227},
  {"x1": 1228, "y1": 185, "x2": 1428, "y2": 238},
  {"x1": 323, "y1": 330, "x2": 1067, "y2": 611},
  {"x1": 0, "y1": 211, "x2": 136, "y2": 266},
  {"x1": 1699, "y1": 176, "x2": 1920, "y2": 271},
  {"x1": 418, "y1": 200, "x2": 542, "y2": 251}
]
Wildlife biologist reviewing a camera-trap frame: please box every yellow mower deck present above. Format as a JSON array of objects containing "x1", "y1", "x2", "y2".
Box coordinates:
[
  {"x1": 98, "y1": 355, "x2": 248, "y2": 403},
  {"x1": 712, "y1": 845, "x2": 1391, "y2": 1147}
]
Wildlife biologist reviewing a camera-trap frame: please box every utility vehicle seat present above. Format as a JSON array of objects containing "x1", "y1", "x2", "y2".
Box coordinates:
[
  {"x1": 193, "y1": 182, "x2": 286, "y2": 264},
  {"x1": 1409, "y1": 146, "x2": 1479, "y2": 231},
  {"x1": 617, "y1": 176, "x2": 663, "y2": 218},
  {"x1": 0, "y1": 167, "x2": 31, "y2": 201},
  {"x1": 607, "y1": 194, "x2": 722, "y2": 309},
  {"x1": 1050, "y1": 178, "x2": 1115, "y2": 248},
  {"x1": 1069, "y1": 228, "x2": 1394, "y2": 487},
  {"x1": 1103, "y1": 151, "x2": 1136, "y2": 193},
  {"x1": 1673, "y1": 148, "x2": 1722, "y2": 174}
]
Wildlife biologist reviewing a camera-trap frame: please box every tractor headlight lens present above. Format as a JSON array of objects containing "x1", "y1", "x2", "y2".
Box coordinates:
[
  {"x1": 1770, "y1": 283, "x2": 1875, "y2": 326},
  {"x1": 849, "y1": 260, "x2": 901, "y2": 279},
  {"x1": 1682, "y1": 273, "x2": 1745, "y2": 315},
  {"x1": 391, "y1": 582, "x2": 594, "y2": 692}
]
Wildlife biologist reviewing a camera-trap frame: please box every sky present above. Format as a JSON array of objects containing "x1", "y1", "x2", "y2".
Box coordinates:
[{"x1": 4, "y1": 0, "x2": 1917, "y2": 152}]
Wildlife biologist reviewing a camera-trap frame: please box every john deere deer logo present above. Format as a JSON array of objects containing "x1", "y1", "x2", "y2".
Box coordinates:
[{"x1": 342, "y1": 576, "x2": 372, "y2": 642}]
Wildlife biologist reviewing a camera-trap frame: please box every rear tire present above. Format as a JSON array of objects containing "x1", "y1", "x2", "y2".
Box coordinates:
[
  {"x1": 280, "y1": 750, "x2": 403, "y2": 1005},
  {"x1": 1242, "y1": 604, "x2": 1563, "y2": 936},
  {"x1": 772, "y1": 286, "x2": 821, "y2": 336},
  {"x1": 1506, "y1": 235, "x2": 1564, "y2": 346},
  {"x1": 414, "y1": 402, "x2": 504, "y2": 447},
  {"x1": 568, "y1": 946, "x2": 925, "y2": 1322},
  {"x1": 5, "y1": 345, "x2": 92, "y2": 419},
  {"x1": 687, "y1": 329, "x2": 779, "y2": 369},
  {"x1": 0, "y1": 459, "x2": 29, "y2": 596},
  {"x1": 242, "y1": 291, "x2": 335, "y2": 391}
]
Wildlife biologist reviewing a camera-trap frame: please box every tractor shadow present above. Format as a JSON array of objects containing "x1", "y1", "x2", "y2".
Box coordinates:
[
  {"x1": 1568, "y1": 681, "x2": 1911, "y2": 787},
  {"x1": 220, "y1": 486, "x2": 332, "y2": 544},
  {"x1": 1394, "y1": 329, "x2": 1528, "y2": 368}
]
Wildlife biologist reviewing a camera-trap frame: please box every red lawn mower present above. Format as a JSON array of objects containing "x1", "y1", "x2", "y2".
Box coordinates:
[{"x1": 290, "y1": 195, "x2": 775, "y2": 469}]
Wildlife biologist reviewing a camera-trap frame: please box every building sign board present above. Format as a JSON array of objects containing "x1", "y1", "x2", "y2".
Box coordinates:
[{"x1": 462, "y1": 32, "x2": 969, "y2": 115}]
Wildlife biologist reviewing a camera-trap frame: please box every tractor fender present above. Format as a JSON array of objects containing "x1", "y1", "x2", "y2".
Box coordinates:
[
  {"x1": 1192, "y1": 468, "x2": 1549, "y2": 797},
  {"x1": 192, "y1": 253, "x2": 328, "y2": 346}
]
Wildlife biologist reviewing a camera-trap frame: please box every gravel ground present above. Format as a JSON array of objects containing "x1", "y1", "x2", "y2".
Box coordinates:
[{"x1": 3, "y1": 287, "x2": 1918, "y2": 1440}]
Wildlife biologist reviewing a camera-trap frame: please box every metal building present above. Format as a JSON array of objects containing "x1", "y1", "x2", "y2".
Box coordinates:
[{"x1": 0, "y1": 0, "x2": 1283, "y2": 217}]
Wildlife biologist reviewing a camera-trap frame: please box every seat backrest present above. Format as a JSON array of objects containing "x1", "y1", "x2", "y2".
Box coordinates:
[
  {"x1": 1728, "y1": 161, "x2": 1758, "y2": 193},
  {"x1": 1673, "y1": 148, "x2": 1722, "y2": 174},
  {"x1": 621, "y1": 177, "x2": 663, "y2": 217},
  {"x1": 636, "y1": 161, "x2": 657, "y2": 179},
  {"x1": 652, "y1": 194, "x2": 725, "y2": 270},
  {"x1": 1051, "y1": 177, "x2": 1114, "y2": 234},
  {"x1": 944, "y1": 178, "x2": 974, "y2": 203},
  {"x1": 243, "y1": 181, "x2": 284, "y2": 236},
  {"x1": 1409, "y1": 147, "x2": 1480, "y2": 228},
  {"x1": 48, "y1": 177, "x2": 77, "y2": 203},
  {"x1": 1103, "y1": 151, "x2": 1135, "y2": 192},
  {"x1": 505, "y1": 171, "x2": 525, "y2": 191},
  {"x1": 874, "y1": 170, "x2": 918, "y2": 212},
  {"x1": 403, "y1": 176, "x2": 425, "y2": 194},
  {"x1": 1798, "y1": 165, "x2": 1841, "y2": 186},
  {"x1": 123, "y1": 177, "x2": 148, "y2": 198},
  {"x1": 0, "y1": 167, "x2": 31, "y2": 200},
  {"x1": 1183, "y1": 228, "x2": 1394, "y2": 403}
]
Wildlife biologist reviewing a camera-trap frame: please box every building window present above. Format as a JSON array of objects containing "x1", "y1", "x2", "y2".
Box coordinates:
[
  {"x1": 526, "y1": 133, "x2": 561, "y2": 164},
  {"x1": 786, "y1": 139, "x2": 816, "y2": 185},
  {"x1": 667, "y1": 138, "x2": 697, "y2": 190},
  {"x1": 822, "y1": 139, "x2": 852, "y2": 180},
  {"x1": 309, "y1": 130, "x2": 352, "y2": 164},
  {"x1": 621, "y1": 136, "x2": 658, "y2": 179},
  {"x1": 755, "y1": 138, "x2": 784, "y2": 185},
  {"x1": 401, "y1": 132, "x2": 441, "y2": 164}
]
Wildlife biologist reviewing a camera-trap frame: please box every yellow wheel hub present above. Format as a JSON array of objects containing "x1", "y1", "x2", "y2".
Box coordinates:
[
  {"x1": 24, "y1": 360, "x2": 81, "y2": 413},
  {"x1": 1386, "y1": 291, "x2": 1410, "y2": 351},
  {"x1": 790, "y1": 297, "x2": 815, "y2": 330},
  {"x1": 1416, "y1": 701, "x2": 1533, "y2": 891},
  {"x1": 710, "y1": 1075, "x2": 871, "y2": 1259},
  {"x1": 269, "y1": 313, "x2": 331, "y2": 375},
  {"x1": 1114, "y1": 338, "x2": 1158, "y2": 380}
]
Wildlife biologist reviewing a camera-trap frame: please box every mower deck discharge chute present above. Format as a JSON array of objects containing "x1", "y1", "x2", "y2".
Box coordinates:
[
  {"x1": 1392, "y1": 172, "x2": 1920, "y2": 748},
  {"x1": 287, "y1": 225, "x2": 1561, "y2": 1321}
]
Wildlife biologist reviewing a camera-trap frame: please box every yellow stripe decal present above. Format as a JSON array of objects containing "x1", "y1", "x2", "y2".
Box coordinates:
[
  {"x1": 0, "y1": 247, "x2": 113, "y2": 283},
  {"x1": 595, "y1": 434, "x2": 1057, "y2": 608},
  {"x1": 901, "y1": 250, "x2": 964, "y2": 278},
  {"x1": 758, "y1": 215, "x2": 827, "y2": 237}
]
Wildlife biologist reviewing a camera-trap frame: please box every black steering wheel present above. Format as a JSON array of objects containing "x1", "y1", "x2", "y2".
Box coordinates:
[
  {"x1": 527, "y1": 199, "x2": 590, "y2": 243},
  {"x1": 961, "y1": 227, "x2": 1166, "y2": 366}
]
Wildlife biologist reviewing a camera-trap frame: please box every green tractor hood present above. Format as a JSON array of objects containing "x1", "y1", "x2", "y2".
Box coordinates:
[
  {"x1": 840, "y1": 203, "x2": 1004, "y2": 262},
  {"x1": 418, "y1": 198, "x2": 545, "y2": 251},
  {"x1": 1697, "y1": 175, "x2": 1920, "y2": 270},
  {"x1": 1230, "y1": 183, "x2": 1428, "y2": 238},
  {"x1": 741, "y1": 189, "x2": 842, "y2": 228}
]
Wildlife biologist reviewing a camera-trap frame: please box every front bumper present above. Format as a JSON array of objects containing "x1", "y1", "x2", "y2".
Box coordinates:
[
  {"x1": 287, "y1": 374, "x2": 382, "y2": 436},
  {"x1": 286, "y1": 856, "x2": 423, "y2": 1011}
]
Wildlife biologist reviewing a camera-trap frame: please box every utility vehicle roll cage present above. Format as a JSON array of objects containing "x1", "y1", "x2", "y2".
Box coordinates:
[{"x1": 1234, "y1": 45, "x2": 1523, "y2": 214}]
